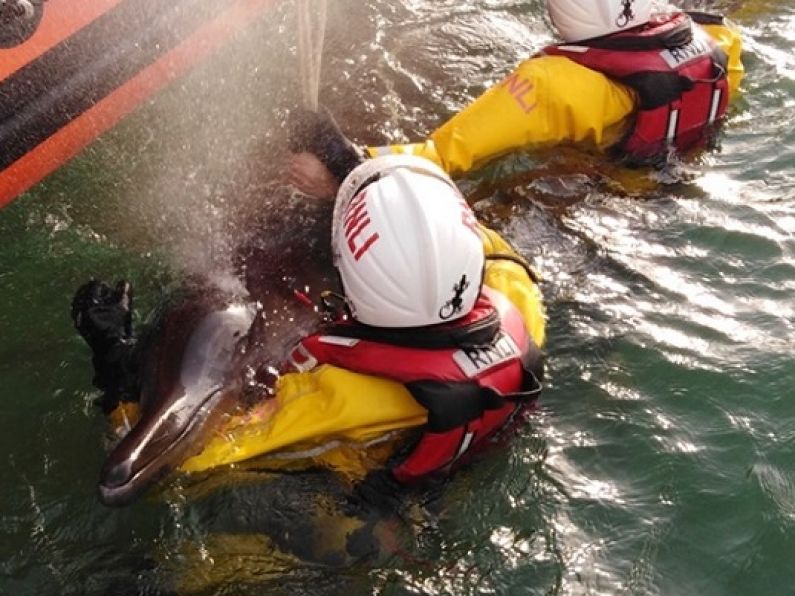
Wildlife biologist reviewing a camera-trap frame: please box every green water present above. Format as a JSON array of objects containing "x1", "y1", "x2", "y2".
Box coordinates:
[{"x1": 2, "y1": 1, "x2": 794, "y2": 594}]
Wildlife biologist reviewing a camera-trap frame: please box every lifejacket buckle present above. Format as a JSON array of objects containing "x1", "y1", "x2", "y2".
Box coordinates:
[{"x1": 319, "y1": 290, "x2": 351, "y2": 323}]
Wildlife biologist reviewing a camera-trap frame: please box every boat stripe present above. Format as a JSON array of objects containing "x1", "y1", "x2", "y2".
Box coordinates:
[
  {"x1": 0, "y1": 0, "x2": 123, "y2": 83},
  {"x1": 0, "y1": 0, "x2": 278, "y2": 208},
  {"x1": 0, "y1": 0, "x2": 278, "y2": 209},
  {"x1": 0, "y1": 0, "x2": 230, "y2": 172}
]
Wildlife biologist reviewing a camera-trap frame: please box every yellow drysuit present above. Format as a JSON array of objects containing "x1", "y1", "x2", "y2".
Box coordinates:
[{"x1": 367, "y1": 20, "x2": 744, "y2": 174}]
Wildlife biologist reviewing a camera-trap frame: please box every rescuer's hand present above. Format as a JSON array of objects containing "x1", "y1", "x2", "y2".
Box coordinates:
[
  {"x1": 286, "y1": 151, "x2": 340, "y2": 200},
  {"x1": 287, "y1": 106, "x2": 365, "y2": 184},
  {"x1": 71, "y1": 279, "x2": 139, "y2": 412},
  {"x1": 71, "y1": 279, "x2": 134, "y2": 354}
]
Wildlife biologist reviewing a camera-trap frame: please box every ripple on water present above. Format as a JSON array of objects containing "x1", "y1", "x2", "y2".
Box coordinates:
[
  {"x1": 752, "y1": 461, "x2": 795, "y2": 525},
  {"x1": 2, "y1": 1, "x2": 795, "y2": 594}
]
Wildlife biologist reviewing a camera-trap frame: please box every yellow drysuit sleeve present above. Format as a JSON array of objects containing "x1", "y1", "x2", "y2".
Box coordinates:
[{"x1": 367, "y1": 23, "x2": 744, "y2": 174}]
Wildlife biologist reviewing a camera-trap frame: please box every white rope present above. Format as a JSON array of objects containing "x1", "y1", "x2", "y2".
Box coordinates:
[{"x1": 296, "y1": 0, "x2": 327, "y2": 110}]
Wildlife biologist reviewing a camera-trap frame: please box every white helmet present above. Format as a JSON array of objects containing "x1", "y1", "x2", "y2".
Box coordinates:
[
  {"x1": 332, "y1": 155, "x2": 484, "y2": 328},
  {"x1": 547, "y1": 0, "x2": 652, "y2": 42}
]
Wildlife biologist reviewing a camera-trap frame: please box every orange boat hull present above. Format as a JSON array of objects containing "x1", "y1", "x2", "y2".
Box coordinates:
[{"x1": 0, "y1": 0, "x2": 278, "y2": 208}]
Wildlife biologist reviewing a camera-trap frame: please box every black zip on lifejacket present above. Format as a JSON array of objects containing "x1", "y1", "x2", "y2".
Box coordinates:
[
  {"x1": 322, "y1": 308, "x2": 502, "y2": 350},
  {"x1": 583, "y1": 12, "x2": 694, "y2": 51},
  {"x1": 687, "y1": 12, "x2": 725, "y2": 27}
]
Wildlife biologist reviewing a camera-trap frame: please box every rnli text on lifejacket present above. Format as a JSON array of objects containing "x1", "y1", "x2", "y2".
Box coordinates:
[
  {"x1": 453, "y1": 332, "x2": 520, "y2": 378},
  {"x1": 660, "y1": 36, "x2": 711, "y2": 69}
]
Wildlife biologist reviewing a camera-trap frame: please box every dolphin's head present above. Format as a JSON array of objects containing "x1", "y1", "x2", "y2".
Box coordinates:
[{"x1": 98, "y1": 293, "x2": 258, "y2": 507}]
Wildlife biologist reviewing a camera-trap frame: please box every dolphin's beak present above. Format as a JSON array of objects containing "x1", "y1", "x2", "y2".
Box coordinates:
[
  {"x1": 98, "y1": 301, "x2": 257, "y2": 506},
  {"x1": 99, "y1": 387, "x2": 234, "y2": 506}
]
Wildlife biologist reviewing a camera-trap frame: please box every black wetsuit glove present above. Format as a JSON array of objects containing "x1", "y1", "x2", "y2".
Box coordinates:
[
  {"x1": 71, "y1": 280, "x2": 139, "y2": 413},
  {"x1": 288, "y1": 106, "x2": 365, "y2": 184},
  {"x1": 353, "y1": 468, "x2": 404, "y2": 515}
]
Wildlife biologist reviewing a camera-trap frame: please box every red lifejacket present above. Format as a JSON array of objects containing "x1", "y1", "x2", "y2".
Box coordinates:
[
  {"x1": 286, "y1": 286, "x2": 543, "y2": 483},
  {"x1": 543, "y1": 12, "x2": 730, "y2": 163}
]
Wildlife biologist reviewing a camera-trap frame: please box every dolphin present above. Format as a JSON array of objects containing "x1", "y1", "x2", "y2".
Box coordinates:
[
  {"x1": 96, "y1": 204, "x2": 338, "y2": 506},
  {"x1": 97, "y1": 287, "x2": 264, "y2": 506}
]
